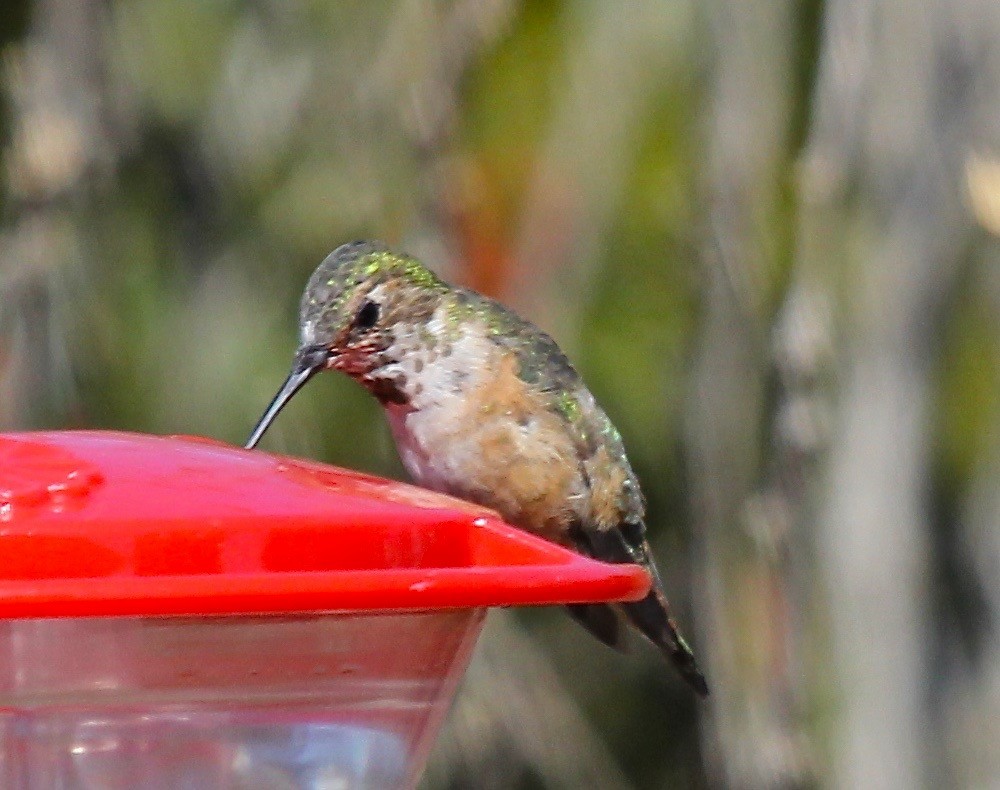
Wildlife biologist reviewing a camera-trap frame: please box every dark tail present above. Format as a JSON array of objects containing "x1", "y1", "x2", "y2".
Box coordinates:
[
  {"x1": 566, "y1": 602, "x2": 627, "y2": 651},
  {"x1": 621, "y1": 587, "x2": 709, "y2": 697},
  {"x1": 570, "y1": 522, "x2": 709, "y2": 696}
]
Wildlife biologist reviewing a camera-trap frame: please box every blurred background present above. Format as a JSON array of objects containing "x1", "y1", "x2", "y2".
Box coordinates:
[{"x1": 1, "y1": 1, "x2": 999, "y2": 787}]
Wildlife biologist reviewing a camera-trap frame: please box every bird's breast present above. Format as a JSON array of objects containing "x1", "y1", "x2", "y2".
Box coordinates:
[{"x1": 383, "y1": 350, "x2": 587, "y2": 542}]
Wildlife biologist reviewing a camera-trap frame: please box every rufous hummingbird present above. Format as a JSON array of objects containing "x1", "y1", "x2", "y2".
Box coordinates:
[{"x1": 246, "y1": 241, "x2": 708, "y2": 696}]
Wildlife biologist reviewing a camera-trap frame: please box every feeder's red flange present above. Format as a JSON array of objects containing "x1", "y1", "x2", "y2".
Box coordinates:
[{"x1": 0, "y1": 431, "x2": 649, "y2": 618}]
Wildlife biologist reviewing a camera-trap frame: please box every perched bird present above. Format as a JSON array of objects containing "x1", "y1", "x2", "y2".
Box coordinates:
[{"x1": 246, "y1": 241, "x2": 708, "y2": 696}]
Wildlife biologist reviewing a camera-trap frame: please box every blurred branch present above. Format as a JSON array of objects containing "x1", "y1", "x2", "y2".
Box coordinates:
[
  {"x1": 0, "y1": 0, "x2": 120, "y2": 428},
  {"x1": 805, "y1": 0, "x2": 981, "y2": 786},
  {"x1": 686, "y1": 2, "x2": 816, "y2": 787},
  {"x1": 508, "y1": 1, "x2": 692, "y2": 347},
  {"x1": 365, "y1": 0, "x2": 516, "y2": 277}
]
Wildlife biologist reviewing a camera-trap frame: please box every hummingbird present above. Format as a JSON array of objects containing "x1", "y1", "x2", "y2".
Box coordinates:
[{"x1": 246, "y1": 241, "x2": 708, "y2": 696}]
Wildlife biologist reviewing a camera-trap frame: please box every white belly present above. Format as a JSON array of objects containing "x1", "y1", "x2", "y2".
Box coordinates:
[
  {"x1": 385, "y1": 403, "x2": 471, "y2": 493},
  {"x1": 378, "y1": 313, "x2": 500, "y2": 494}
]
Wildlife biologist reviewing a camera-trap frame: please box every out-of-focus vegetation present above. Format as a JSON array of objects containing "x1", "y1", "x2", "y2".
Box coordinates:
[{"x1": 2, "y1": 1, "x2": 999, "y2": 787}]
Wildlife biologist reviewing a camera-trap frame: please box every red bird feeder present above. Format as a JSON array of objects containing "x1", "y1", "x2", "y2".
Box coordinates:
[{"x1": 0, "y1": 431, "x2": 648, "y2": 788}]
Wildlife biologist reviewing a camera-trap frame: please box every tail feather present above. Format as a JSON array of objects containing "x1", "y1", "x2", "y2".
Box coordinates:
[
  {"x1": 575, "y1": 523, "x2": 709, "y2": 696},
  {"x1": 621, "y1": 590, "x2": 709, "y2": 697},
  {"x1": 566, "y1": 602, "x2": 626, "y2": 651}
]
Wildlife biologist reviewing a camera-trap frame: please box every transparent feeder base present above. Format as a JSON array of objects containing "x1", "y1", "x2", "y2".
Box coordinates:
[{"x1": 0, "y1": 610, "x2": 485, "y2": 790}]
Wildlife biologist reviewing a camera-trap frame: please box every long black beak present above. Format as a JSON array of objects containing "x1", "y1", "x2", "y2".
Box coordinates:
[{"x1": 245, "y1": 345, "x2": 331, "y2": 449}]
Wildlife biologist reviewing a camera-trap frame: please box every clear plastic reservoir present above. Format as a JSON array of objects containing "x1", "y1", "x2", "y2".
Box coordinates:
[{"x1": 0, "y1": 611, "x2": 483, "y2": 789}]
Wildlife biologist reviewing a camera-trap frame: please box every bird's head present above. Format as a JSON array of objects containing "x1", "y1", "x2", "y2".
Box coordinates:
[{"x1": 245, "y1": 241, "x2": 446, "y2": 448}]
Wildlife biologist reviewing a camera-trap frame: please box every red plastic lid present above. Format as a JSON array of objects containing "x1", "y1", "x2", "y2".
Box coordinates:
[{"x1": 0, "y1": 431, "x2": 648, "y2": 618}]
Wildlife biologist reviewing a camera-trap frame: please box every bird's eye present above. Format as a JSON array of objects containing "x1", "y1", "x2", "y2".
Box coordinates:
[{"x1": 355, "y1": 300, "x2": 380, "y2": 329}]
